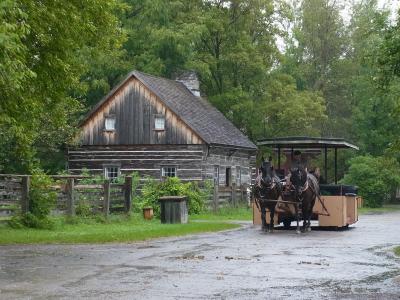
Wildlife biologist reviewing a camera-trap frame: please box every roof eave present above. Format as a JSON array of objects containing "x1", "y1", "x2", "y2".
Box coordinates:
[
  {"x1": 79, "y1": 71, "x2": 135, "y2": 127},
  {"x1": 257, "y1": 137, "x2": 359, "y2": 150}
]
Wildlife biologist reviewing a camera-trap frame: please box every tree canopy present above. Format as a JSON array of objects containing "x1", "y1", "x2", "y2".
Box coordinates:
[{"x1": 1, "y1": 0, "x2": 400, "y2": 206}]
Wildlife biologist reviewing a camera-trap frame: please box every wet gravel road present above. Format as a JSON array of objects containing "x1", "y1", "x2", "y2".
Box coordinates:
[{"x1": 0, "y1": 212, "x2": 399, "y2": 300}]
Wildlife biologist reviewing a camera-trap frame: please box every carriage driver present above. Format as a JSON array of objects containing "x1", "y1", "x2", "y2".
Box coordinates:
[{"x1": 285, "y1": 150, "x2": 307, "y2": 187}]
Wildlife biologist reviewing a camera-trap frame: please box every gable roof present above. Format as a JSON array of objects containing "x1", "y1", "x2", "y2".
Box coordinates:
[{"x1": 81, "y1": 70, "x2": 257, "y2": 150}]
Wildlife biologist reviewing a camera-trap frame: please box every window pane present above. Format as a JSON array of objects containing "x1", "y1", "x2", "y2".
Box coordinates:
[
  {"x1": 105, "y1": 117, "x2": 116, "y2": 130},
  {"x1": 162, "y1": 167, "x2": 176, "y2": 177},
  {"x1": 105, "y1": 166, "x2": 119, "y2": 182},
  {"x1": 155, "y1": 117, "x2": 165, "y2": 130}
]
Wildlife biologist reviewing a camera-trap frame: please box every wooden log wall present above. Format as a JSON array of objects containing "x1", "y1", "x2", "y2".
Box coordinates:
[
  {"x1": 68, "y1": 144, "x2": 206, "y2": 182},
  {"x1": 203, "y1": 146, "x2": 257, "y2": 187},
  {"x1": 79, "y1": 78, "x2": 204, "y2": 146}
]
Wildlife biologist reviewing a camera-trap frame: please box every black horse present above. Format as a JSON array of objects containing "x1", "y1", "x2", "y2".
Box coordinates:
[
  {"x1": 253, "y1": 159, "x2": 282, "y2": 232},
  {"x1": 289, "y1": 167, "x2": 319, "y2": 233}
]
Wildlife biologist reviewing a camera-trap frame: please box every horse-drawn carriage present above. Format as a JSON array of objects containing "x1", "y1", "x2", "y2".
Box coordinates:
[{"x1": 252, "y1": 137, "x2": 361, "y2": 232}]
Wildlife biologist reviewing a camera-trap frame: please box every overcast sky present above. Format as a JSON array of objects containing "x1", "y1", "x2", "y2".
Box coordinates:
[{"x1": 347, "y1": 0, "x2": 399, "y2": 22}]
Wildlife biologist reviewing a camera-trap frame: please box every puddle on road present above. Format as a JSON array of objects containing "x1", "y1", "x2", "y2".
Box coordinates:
[
  {"x1": 351, "y1": 261, "x2": 392, "y2": 267},
  {"x1": 136, "y1": 245, "x2": 160, "y2": 250},
  {"x1": 359, "y1": 269, "x2": 400, "y2": 284}
]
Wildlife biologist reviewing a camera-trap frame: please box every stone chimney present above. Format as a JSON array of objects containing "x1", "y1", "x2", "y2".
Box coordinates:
[{"x1": 175, "y1": 71, "x2": 200, "y2": 97}]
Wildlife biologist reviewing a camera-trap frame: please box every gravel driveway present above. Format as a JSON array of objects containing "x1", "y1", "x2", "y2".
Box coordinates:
[{"x1": 0, "y1": 211, "x2": 399, "y2": 299}]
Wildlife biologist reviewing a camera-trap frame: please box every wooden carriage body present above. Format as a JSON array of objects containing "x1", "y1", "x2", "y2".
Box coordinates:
[
  {"x1": 254, "y1": 137, "x2": 360, "y2": 228},
  {"x1": 253, "y1": 193, "x2": 362, "y2": 228}
]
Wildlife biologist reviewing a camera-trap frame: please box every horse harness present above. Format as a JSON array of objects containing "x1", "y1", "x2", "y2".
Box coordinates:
[
  {"x1": 253, "y1": 174, "x2": 282, "y2": 212},
  {"x1": 288, "y1": 176, "x2": 330, "y2": 216}
]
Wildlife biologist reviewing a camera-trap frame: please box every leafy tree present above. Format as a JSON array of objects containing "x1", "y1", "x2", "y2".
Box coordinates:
[
  {"x1": 343, "y1": 155, "x2": 400, "y2": 207},
  {"x1": 283, "y1": 0, "x2": 350, "y2": 137},
  {"x1": 0, "y1": 0, "x2": 124, "y2": 173},
  {"x1": 349, "y1": 1, "x2": 399, "y2": 156}
]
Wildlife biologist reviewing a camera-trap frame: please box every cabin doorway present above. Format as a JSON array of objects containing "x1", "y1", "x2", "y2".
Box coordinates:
[{"x1": 225, "y1": 167, "x2": 231, "y2": 186}]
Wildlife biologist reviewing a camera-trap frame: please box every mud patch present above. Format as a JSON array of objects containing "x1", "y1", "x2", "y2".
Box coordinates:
[
  {"x1": 224, "y1": 256, "x2": 251, "y2": 261},
  {"x1": 174, "y1": 254, "x2": 205, "y2": 260},
  {"x1": 298, "y1": 260, "x2": 330, "y2": 266}
]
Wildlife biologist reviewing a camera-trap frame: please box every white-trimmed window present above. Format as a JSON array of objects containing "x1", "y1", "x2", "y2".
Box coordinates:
[
  {"x1": 161, "y1": 166, "x2": 176, "y2": 177},
  {"x1": 105, "y1": 116, "x2": 116, "y2": 131},
  {"x1": 236, "y1": 166, "x2": 241, "y2": 185},
  {"x1": 154, "y1": 116, "x2": 165, "y2": 131},
  {"x1": 104, "y1": 166, "x2": 119, "y2": 182}
]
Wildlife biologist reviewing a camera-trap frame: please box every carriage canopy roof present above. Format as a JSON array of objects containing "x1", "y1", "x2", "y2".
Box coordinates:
[{"x1": 257, "y1": 136, "x2": 359, "y2": 150}]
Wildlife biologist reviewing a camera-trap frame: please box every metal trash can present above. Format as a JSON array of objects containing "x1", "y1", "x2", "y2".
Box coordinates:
[{"x1": 159, "y1": 196, "x2": 188, "y2": 224}]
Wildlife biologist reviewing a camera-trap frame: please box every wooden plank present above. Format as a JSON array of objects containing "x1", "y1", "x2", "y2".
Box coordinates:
[
  {"x1": 124, "y1": 176, "x2": 132, "y2": 213},
  {"x1": 231, "y1": 183, "x2": 237, "y2": 207},
  {"x1": 213, "y1": 183, "x2": 219, "y2": 212},
  {"x1": 75, "y1": 184, "x2": 103, "y2": 190},
  {"x1": 103, "y1": 179, "x2": 110, "y2": 218},
  {"x1": 66, "y1": 178, "x2": 75, "y2": 216},
  {"x1": 21, "y1": 176, "x2": 30, "y2": 214}
]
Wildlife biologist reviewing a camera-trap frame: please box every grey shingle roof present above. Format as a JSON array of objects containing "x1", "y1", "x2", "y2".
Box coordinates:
[{"x1": 82, "y1": 70, "x2": 257, "y2": 150}]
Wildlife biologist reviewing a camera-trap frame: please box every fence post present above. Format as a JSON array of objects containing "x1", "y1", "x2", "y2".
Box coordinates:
[
  {"x1": 21, "y1": 176, "x2": 30, "y2": 214},
  {"x1": 124, "y1": 176, "x2": 132, "y2": 214},
  {"x1": 103, "y1": 179, "x2": 110, "y2": 218},
  {"x1": 232, "y1": 182, "x2": 237, "y2": 207},
  {"x1": 66, "y1": 178, "x2": 75, "y2": 216},
  {"x1": 213, "y1": 182, "x2": 219, "y2": 212}
]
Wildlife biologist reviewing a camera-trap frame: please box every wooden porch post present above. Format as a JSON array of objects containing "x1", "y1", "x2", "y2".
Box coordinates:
[
  {"x1": 232, "y1": 182, "x2": 237, "y2": 207},
  {"x1": 213, "y1": 182, "x2": 219, "y2": 212}
]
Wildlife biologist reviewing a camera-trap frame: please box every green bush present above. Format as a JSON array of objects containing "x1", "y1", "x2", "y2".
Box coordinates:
[
  {"x1": 342, "y1": 155, "x2": 400, "y2": 207},
  {"x1": 75, "y1": 198, "x2": 92, "y2": 217},
  {"x1": 9, "y1": 170, "x2": 57, "y2": 229},
  {"x1": 139, "y1": 177, "x2": 208, "y2": 217}
]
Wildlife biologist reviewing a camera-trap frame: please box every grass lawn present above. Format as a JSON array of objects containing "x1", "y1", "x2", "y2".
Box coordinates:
[
  {"x1": 0, "y1": 215, "x2": 239, "y2": 245},
  {"x1": 394, "y1": 246, "x2": 400, "y2": 257},
  {"x1": 358, "y1": 204, "x2": 400, "y2": 215},
  {"x1": 190, "y1": 206, "x2": 253, "y2": 221}
]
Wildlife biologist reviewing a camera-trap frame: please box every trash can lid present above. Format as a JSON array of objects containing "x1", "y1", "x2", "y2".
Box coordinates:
[{"x1": 158, "y1": 196, "x2": 187, "y2": 201}]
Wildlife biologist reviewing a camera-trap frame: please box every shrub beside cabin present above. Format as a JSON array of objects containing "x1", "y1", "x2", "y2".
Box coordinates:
[{"x1": 68, "y1": 71, "x2": 257, "y2": 188}]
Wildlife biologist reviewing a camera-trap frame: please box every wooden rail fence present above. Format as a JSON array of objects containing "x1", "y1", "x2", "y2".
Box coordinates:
[
  {"x1": 0, "y1": 174, "x2": 250, "y2": 217},
  {"x1": 210, "y1": 182, "x2": 250, "y2": 212},
  {"x1": 0, "y1": 174, "x2": 132, "y2": 217}
]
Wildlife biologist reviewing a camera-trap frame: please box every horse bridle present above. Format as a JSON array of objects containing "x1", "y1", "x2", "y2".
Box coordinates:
[
  {"x1": 290, "y1": 169, "x2": 309, "y2": 201},
  {"x1": 260, "y1": 174, "x2": 277, "y2": 190}
]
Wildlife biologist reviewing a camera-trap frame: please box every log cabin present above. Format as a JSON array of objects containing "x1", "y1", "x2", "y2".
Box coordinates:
[{"x1": 68, "y1": 70, "x2": 257, "y2": 187}]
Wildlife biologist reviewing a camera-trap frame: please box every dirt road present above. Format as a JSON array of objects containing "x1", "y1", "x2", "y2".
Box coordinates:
[{"x1": 0, "y1": 211, "x2": 399, "y2": 299}]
